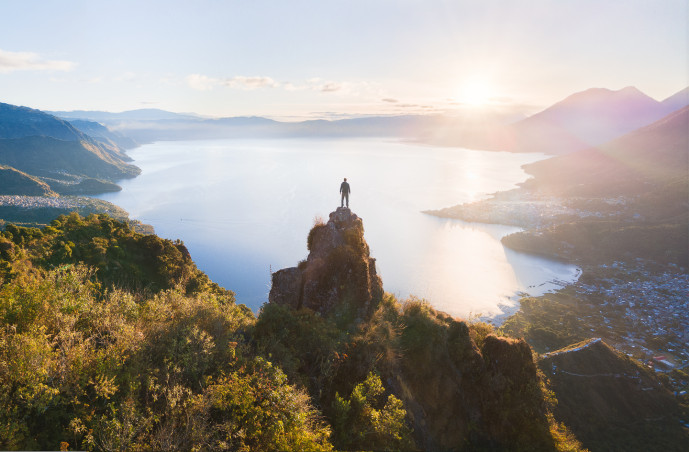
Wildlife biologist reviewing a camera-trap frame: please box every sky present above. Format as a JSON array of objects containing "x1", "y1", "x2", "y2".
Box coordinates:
[{"x1": 0, "y1": 0, "x2": 687, "y2": 120}]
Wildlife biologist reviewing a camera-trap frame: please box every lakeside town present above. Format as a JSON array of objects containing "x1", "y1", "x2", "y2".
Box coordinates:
[
  {"x1": 0, "y1": 195, "x2": 87, "y2": 210},
  {"x1": 0, "y1": 195, "x2": 154, "y2": 234},
  {"x1": 426, "y1": 188, "x2": 633, "y2": 229},
  {"x1": 428, "y1": 191, "x2": 688, "y2": 395},
  {"x1": 568, "y1": 261, "x2": 688, "y2": 374}
]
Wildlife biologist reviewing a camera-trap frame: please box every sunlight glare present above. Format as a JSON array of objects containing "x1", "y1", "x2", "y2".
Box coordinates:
[{"x1": 459, "y1": 80, "x2": 495, "y2": 107}]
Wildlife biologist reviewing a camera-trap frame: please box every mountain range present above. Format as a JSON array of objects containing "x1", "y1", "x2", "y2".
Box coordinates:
[
  {"x1": 1, "y1": 84, "x2": 686, "y2": 199},
  {"x1": 48, "y1": 85, "x2": 689, "y2": 156},
  {"x1": 0, "y1": 103, "x2": 140, "y2": 195},
  {"x1": 522, "y1": 105, "x2": 689, "y2": 199},
  {"x1": 506, "y1": 86, "x2": 688, "y2": 153},
  {"x1": 429, "y1": 85, "x2": 689, "y2": 154}
]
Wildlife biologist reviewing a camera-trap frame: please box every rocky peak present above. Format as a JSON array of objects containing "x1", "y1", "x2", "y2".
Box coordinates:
[
  {"x1": 269, "y1": 207, "x2": 383, "y2": 319},
  {"x1": 307, "y1": 207, "x2": 363, "y2": 259}
]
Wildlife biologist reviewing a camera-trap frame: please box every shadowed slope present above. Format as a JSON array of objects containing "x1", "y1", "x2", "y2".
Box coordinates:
[{"x1": 539, "y1": 339, "x2": 688, "y2": 451}]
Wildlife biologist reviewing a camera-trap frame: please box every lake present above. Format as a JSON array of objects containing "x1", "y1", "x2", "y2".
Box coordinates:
[{"x1": 99, "y1": 138, "x2": 580, "y2": 322}]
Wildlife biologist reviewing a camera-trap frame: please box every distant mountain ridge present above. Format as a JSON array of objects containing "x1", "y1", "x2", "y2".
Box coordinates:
[
  {"x1": 50, "y1": 85, "x2": 689, "y2": 155},
  {"x1": 51, "y1": 110, "x2": 442, "y2": 143},
  {"x1": 67, "y1": 119, "x2": 138, "y2": 154},
  {"x1": 522, "y1": 105, "x2": 689, "y2": 198},
  {"x1": 661, "y1": 86, "x2": 689, "y2": 112},
  {"x1": 49, "y1": 108, "x2": 200, "y2": 122},
  {"x1": 1, "y1": 103, "x2": 87, "y2": 141},
  {"x1": 517, "y1": 86, "x2": 674, "y2": 147}
]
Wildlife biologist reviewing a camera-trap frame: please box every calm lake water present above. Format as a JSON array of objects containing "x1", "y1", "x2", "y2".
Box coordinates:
[{"x1": 99, "y1": 138, "x2": 580, "y2": 322}]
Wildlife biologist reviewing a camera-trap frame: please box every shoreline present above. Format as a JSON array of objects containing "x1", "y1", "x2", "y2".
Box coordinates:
[{"x1": 435, "y1": 188, "x2": 689, "y2": 391}]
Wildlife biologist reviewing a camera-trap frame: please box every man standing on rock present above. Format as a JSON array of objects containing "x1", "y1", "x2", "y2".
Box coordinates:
[{"x1": 340, "y1": 177, "x2": 351, "y2": 208}]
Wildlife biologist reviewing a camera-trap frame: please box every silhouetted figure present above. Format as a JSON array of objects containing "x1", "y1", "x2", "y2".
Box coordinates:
[{"x1": 340, "y1": 178, "x2": 351, "y2": 208}]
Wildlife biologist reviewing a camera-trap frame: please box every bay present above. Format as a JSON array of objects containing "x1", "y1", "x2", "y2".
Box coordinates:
[{"x1": 99, "y1": 138, "x2": 580, "y2": 321}]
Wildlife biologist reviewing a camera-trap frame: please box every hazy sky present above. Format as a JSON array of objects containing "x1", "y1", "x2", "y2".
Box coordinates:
[{"x1": 1, "y1": 0, "x2": 687, "y2": 119}]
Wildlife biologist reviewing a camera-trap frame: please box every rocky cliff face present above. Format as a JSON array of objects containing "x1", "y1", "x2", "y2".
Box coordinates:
[
  {"x1": 266, "y1": 208, "x2": 566, "y2": 450},
  {"x1": 387, "y1": 308, "x2": 555, "y2": 450},
  {"x1": 270, "y1": 207, "x2": 383, "y2": 319}
]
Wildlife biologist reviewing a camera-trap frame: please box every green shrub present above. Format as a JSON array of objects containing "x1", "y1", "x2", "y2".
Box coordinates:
[{"x1": 331, "y1": 372, "x2": 413, "y2": 451}]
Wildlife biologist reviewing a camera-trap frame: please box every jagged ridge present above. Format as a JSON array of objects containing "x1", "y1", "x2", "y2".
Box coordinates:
[{"x1": 265, "y1": 208, "x2": 573, "y2": 450}]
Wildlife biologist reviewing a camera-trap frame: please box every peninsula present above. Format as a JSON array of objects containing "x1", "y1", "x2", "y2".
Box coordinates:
[{"x1": 426, "y1": 107, "x2": 689, "y2": 403}]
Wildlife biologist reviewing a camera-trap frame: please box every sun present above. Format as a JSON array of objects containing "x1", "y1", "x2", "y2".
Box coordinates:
[{"x1": 458, "y1": 80, "x2": 495, "y2": 107}]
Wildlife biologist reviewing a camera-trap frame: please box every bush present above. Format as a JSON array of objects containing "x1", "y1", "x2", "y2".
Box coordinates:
[
  {"x1": 331, "y1": 372, "x2": 413, "y2": 451},
  {"x1": 0, "y1": 259, "x2": 334, "y2": 451}
]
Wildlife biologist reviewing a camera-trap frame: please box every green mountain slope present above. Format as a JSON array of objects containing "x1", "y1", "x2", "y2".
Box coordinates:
[
  {"x1": 0, "y1": 102, "x2": 140, "y2": 190},
  {"x1": 0, "y1": 102, "x2": 86, "y2": 141},
  {"x1": 68, "y1": 119, "x2": 138, "y2": 154},
  {"x1": 0, "y1": 165, "x2": 56, "y2": 196},
  {"x1": 0, "y1": 136, "x2": 139, "y2": 181}
]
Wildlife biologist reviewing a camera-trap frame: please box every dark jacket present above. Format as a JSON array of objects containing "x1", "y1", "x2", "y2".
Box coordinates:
[{"x1": 340, "y1": 181, "x2": 351, "y2": 194}]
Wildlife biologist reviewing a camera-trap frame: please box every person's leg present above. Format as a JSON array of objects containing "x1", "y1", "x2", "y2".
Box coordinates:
[
  {"x1": 345, "y1": 193, "x2": 349, "y2": 208},
  {"x1": 341, "y1": 192, "x2": 345, "y2": 207}
]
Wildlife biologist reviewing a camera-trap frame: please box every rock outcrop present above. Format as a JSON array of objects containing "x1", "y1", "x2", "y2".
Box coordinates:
[
  {"x1": 269, "y1": 207, "x2": 383, "y2": 319},
  {"x1": 389, "y1": 315, "x2": 552, "y2": 450},
  {"x1": 267, "y1": 211, "x2": 561, "y2": 449},
  {"x1": 539, "y1": 338, "x2": 687, "y2": 451},
  {"x1": 263, "y1": 207, "x2": 688, "y2": 450}
]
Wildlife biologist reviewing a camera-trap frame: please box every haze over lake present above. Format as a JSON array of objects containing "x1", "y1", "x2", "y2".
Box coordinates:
[{"x1": 99, "y1": 138, "x2": 579, "y2": 320}]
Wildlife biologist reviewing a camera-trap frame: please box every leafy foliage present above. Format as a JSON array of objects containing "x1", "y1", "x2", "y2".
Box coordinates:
[
  {"x1": 0, "y1": 213, "x2": 591, "y2": 451},
  {"x1": 0, "y1": 215, "x2": 333, "y2": 451},
  {"x1": 2, "y1": 213, "x2": 222, "y2": 295},
  {"x1": 332, "y1": 372, "x2": 414, "y2": 451},
  {"x1": 0, "y1": 264, "x2": 330, "y2": 451},
  {"x1": 252, "y1": 299, "x2": 414, "y2": 450}
]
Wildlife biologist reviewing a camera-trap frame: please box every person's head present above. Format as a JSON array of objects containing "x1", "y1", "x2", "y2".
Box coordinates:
[{"x1": 344, "y1": 177, "x2": 347, "y2": 181}]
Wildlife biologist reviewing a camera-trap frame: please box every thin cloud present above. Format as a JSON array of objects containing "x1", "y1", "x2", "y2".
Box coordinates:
[
  {"x1": 283, "y1": 82, "x2": 304, "y2": 92},
  {"x1": 187, "y1": 74, "x2": 279, "y2": 91},
  {"x1": 187, "y1": 74, "x2": 219, "y2": 91},
  {"x1": 320, "y1": 82, "x2": 342, "y2": 93},
  {"x1": 223, "y1": 76, "x2": 279, "y2": 90},
  {"x1": 382, "y1": 98, "x2": 399, "y2": 103},
  {"x1": 317, "y1": 79, "x2": 378, "y2": 97},
  {"x1": 0, "y1": 49, "x2": 75, "y2": 73},
  {"x1": 187, "y1": 73, "x2": 371, "y2": 97}
]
